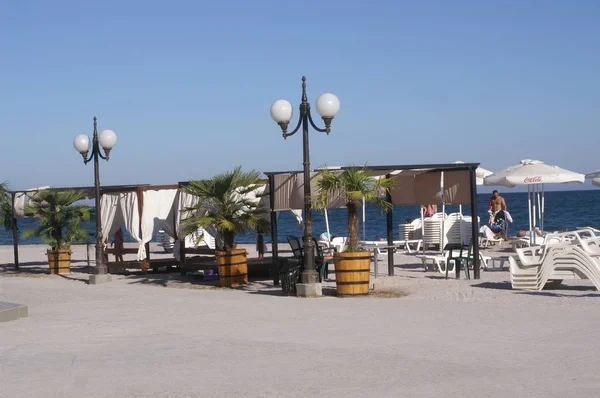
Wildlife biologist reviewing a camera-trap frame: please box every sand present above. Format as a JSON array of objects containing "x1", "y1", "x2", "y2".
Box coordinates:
[{"x1": 1, "y1": 243, "x2": 600, "y2": 397}]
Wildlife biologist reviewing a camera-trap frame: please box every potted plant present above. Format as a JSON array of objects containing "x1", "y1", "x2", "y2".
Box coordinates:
[
  {"x1": 23, "y1": 189, "x2": 91, "y2": 274},
  {"x1": 316, "y1": 166, "x2": 393, "y2": 296},
  {"x1": 181, "y1": 167, "x2": 269, "y2": 287}
]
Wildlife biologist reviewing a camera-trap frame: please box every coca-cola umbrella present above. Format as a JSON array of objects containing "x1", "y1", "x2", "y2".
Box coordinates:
[
  {"x1": 484, "y1": 159, "x2": 585, "y2": 244},
  {"x1": 586, "y1": 170, "x2": 600, "y2": 187}
]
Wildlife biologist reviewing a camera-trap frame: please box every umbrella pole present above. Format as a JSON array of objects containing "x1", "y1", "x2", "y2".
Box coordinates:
[
  {"x1": 528, "y1": 185, "x2": 533, "y2": 246},
  {"x1": 362, "y1": 197, "x2": 366, "y2": 241},
  {"x1": 536, "y1": 184, "x2": 541, "y2": 231},
  {"x1": 532, "y1": 185, "x2": 537, "y2": 232},
  {"x1": 541, "y1": 184, "x2": 545, "y2": 233},
  {"x1": 324, "y1": 208, "x2": 330, "y2": 246}
]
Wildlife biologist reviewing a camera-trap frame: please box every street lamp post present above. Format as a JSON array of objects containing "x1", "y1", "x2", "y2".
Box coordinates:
[
  {"x1": 73, "y1": 117, "x2": 117, "y2": 283},
  {"x1": 270, "y1": 77, "x2": 340, "y2": 292}
]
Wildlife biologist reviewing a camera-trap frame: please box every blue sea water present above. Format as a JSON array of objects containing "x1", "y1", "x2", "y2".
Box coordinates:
[{"x1": 1, "y1": 191, "x2": 599, "y2": 246}]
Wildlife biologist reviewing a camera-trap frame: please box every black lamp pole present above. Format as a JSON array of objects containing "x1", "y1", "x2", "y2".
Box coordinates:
[
  {"x1": 277, "y1": 77, "x2": 334, "y2": 284},
  {"x1": 79, "y1": 117, "x2": 113, "y2": 275}
]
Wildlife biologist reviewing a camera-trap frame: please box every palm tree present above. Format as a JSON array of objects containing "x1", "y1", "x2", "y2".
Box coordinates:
[
  {"x1": 315, "y1": 166, "x2": 393, "y2": 251},
  {"x1": 0, "y1": 182, "x2": 13, "y2": 233},
  {"x1": 181, "y1": 167, "x2": 269, "y2": 251},
  {"x1": 23, "y1": 189, "x2": 91, "y2": 250}
]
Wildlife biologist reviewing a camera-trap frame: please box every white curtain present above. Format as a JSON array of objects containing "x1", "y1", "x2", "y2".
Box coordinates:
[
  {"x1": 100, "y1": 193, "x2": 124, "y2": 241},
  {"x1": 141, "y1": 189, "x2": 179, "y2": 259},
  {"x1": 119, "y1": 192, "x2": 145, "y2": 260},
  {"x1": 291, "y1": 209, "x2": 303, "y2": 232},
  {"x1": 172, "y1": 192, "x2": 199, "y2": 260}
]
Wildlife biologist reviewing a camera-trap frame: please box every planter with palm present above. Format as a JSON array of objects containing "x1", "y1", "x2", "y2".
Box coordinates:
[
  {"x1": 316, "y1": 166, "x2": 393, "y2": 295},
  {"x1": 181, "y1": 167, "x2": 269, "y2": 287},
  {"x1": 23, "y1": 189, "x2": 91, "y2": 274}
]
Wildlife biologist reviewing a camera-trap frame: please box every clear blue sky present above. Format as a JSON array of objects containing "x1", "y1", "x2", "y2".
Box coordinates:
[{"x1": 1, "y1": 0, "x2": 599, "y2": 192}]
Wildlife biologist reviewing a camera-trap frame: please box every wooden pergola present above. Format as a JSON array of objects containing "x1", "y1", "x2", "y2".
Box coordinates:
[{"x1": 263, "y1": 162, "x2": 482, "y2": 281}]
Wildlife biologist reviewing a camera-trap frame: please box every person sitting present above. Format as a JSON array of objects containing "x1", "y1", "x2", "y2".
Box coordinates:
[
  {"x1": 421, "y1": 204, "x2": 437, "y2": 218},
  {"x1": 479, "y1": 211, "x2": 506, "y2": 242},
  {"x1": 480, "y1": 225, "x2": 500, "y2": 241},
  {"x1": 517, "y1": 229, "x2": 543, "y2": 238},
  {"x1": 319, "y1": 232, "x2": 332, "y2": 244}
]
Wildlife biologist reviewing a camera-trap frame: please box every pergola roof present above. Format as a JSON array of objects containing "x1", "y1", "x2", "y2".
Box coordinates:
[
  {"x1": 263, "y1": 163, "x2": 480, "y2": 176},
  {"x1": 7, "y1": 184, "x2": 152, "y2": 198},
  {"x1": 264, "y1": 163, "x2": 480, "y2": 210}
]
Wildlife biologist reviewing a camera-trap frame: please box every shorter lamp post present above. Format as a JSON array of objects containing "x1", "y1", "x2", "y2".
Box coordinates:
[
  {"x1": 73, "y1": 117, "x2": 117, "y2": 279},
  {"x1": 270, "y1": 76, "x2": 340, "y2": 288}
]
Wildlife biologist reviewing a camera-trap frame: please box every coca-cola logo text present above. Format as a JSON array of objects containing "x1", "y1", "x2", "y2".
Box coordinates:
[{"x1": 524, "y1": 176, "x2": 542, "y2": 183}]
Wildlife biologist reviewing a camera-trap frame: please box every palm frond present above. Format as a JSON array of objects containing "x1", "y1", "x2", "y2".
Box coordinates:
[
  {"x1": 181, "y1": 167, "x2": 266, "y2": 250},
  {"x1": 314, "y1": 165, "x2": 395, "y2": 251},
  {"x1": 23, "y1": 189, "x2": 91, "y2": 250}
]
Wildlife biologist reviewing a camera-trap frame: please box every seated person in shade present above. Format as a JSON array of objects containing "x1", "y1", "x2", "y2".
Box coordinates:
[
  {"x1": 480, "y1": 225, "x2": 500, "y2": 240},
  {"x1": 479, "y1": 212, "x2": 506, "y2": 240}
]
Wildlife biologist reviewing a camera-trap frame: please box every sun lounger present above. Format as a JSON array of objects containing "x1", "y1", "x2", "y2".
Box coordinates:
[
  {"x1": 509, "y1": 229, "x2": 600, "y2": 291},
  {"x1": 416, "y1": 242, "x2": 491, "y2": 276},
  {"x1": 510, "y1": 244, "x2": 600, "y2": 291}
]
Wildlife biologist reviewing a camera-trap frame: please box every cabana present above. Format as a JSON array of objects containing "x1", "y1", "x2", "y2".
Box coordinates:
[
  {"x1": 7, "y1": 184, "x2": 149, "y2": 270},
  {"x1": 7, "y1": 180, "x2": 272, "y2": 274},
  {"x1": 264, "y1": 163, "x2": 481, "y2": 281},
  {"x1": 8, "y1": 184, "x2": 192, "y2": 272}
]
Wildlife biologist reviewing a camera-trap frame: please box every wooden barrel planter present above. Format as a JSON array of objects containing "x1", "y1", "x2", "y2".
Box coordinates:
[
  {"x1": 47, "y1": 249, "x2": 72, "y2": 274},
  {"x1": 334, "y1": 252, "x2": 371, "y2": 296},
  {"x1": 215, "y1": 249, "x2": 248, "y2": 287}
]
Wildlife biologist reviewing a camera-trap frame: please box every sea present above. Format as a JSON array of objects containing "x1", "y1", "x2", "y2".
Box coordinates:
[{"x1": 1, "y1": 190, "x2": 599, "y2": 246}]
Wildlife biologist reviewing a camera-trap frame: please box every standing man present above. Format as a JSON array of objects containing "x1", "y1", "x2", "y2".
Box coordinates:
[{"x1": 488, "y1": 190, "x2": 508, "y2": 216}]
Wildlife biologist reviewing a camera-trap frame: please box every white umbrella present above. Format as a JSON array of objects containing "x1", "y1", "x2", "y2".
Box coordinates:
[
  {"x1": 454, "y1": 161, "x2": 493, "y2": 185},
  {"x1": 454, "y1": 161, "x2": 493, "y2": 216},
  {"x1": 586, "y1": 170, "x2": 600, "y2": 187},
  {"x1": 484, "y1": 159, "x2": 585, "y2": 244}
]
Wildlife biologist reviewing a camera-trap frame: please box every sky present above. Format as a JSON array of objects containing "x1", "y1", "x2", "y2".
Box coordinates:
[{"x1": 1, "y1": 0, "x2": 599, "y2": 192}]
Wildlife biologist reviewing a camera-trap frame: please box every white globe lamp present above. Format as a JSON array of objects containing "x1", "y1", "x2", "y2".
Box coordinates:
[{"x1": 73, "y1": 134, "x2": 90, "y2": 158}]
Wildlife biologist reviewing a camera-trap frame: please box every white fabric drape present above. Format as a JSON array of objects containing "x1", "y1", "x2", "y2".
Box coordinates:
[
  {"x1": 119, "y1": 192, "x2": 145, "y2": 260},
  {"x1": 141, "y1": 189, "x2": 179, "y2": 260},
  {"x1": 172, "y1": 192, "x2": 199, "y2": 260},
  {"x1": 291, "y1": 209, "x2": 303, "y2": 232},
  {"x1": 13, "y1": 186, "x2": 50, "y2": 217},
  {"x1": 100, "y1": 193, "x2": 124, "y2": 241}
]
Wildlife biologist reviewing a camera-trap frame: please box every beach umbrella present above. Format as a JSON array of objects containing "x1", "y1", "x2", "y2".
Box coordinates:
[
  {"x1": 453, "y1": 161, "x2": 493, "y2": 215},
  {"x1": 586, "y1": 170, "x2": 600, "y2": 187},
  {"x1": 453, "y1": 161, "x2": 493, "y2": 185},
  {"x1": 484, "y1": 159, "x2": 585, "y2": 244}
]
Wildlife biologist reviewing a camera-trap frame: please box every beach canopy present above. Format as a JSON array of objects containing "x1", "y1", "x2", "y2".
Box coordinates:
[{"x1": 483, "y1": 159, "x2": 585, "y2": 188}]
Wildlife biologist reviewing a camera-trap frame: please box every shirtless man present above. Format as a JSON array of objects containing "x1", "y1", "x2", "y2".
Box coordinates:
[{"x1": 488, "y1": 190, "x2": 507, "y2": 213}]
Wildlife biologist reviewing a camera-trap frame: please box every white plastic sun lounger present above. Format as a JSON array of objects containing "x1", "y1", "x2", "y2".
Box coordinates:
[
  {"x1": 416, "y1": 251, "x2": 492, "y2": 274},
  {"x1": 509, "y1": 229, "x2": 600, "y2": 291},
  {"x1": 510, "y1": 244, "x2": 600, "y2": 291}
]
